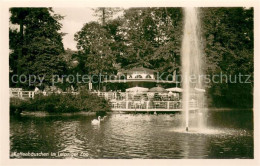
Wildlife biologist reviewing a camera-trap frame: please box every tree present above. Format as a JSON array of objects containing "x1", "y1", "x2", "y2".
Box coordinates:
[
  {"x1": 9, "y1": 8, "x2": 29, "y2": 77},
  {"x1": 201, "y1": 7, "x2": 253, "y2": 107},
  {"x1": 75, "y1": 22, "x2": 116, "y2": 74},
  {"x1": 75, "y1": 7, "x2": 183, "y2": 78},
  {"x1": 9, "y1": 8, "x2": 66, "y2": 89},
  {"x1": 74, "y1": 21, "x2": 117, "y2": 89},
  {"x1": 93, "y1": 7, "x2": 122, "y2": 26},
  {"x1": 113, "y1": 7, "x2": 183, "y2": 76}
]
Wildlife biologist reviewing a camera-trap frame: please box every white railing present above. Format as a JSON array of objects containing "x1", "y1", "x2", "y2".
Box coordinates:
[
  {"x1": 92, "y1": 91, "x2": 181, "y2": 102},
  {"x1": 9, "y1": 89, "x2": 79, "y2": 99},
  {"x1": 9, "y1": 89, "x2": 199, "y2": 111},
  {"x1": 109, "y1": 100, "x2": 198, "y2": 110},
  {"x1": 10, "y1": 90, "x2": 35, "y2": 99}
]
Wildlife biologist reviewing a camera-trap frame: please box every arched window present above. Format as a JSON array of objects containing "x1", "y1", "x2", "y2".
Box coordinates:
[
  {"x1": 146, "y1": 75, "x2": 152, "y2": 79},
  {"x1": 111, "y1": 75, "x2": 116, "y2": 80},
  {"x1": 120, "y1": 75, "x2": 126, "y2": 80},
  {"x1": 135, "y1": 75, "x2": 143, "y2": 79}
]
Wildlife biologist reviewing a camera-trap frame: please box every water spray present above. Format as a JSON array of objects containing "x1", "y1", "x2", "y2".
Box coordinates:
[{"x1": 181, "y1": 7, "x2": 205, "y2": 132}]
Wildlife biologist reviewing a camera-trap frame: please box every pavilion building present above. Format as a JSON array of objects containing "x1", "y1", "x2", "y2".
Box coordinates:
[{"x1": 103, "y1": 67, "x2": 178, "y2": 91}]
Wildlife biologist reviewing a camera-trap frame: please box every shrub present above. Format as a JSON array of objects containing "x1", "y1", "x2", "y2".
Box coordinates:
[
  {"x1": 10, "y1": 91, "x2": 111, "y2": 114},
  {"x1": 10, "y1": 97, "x2": 28, "y2": 115}
]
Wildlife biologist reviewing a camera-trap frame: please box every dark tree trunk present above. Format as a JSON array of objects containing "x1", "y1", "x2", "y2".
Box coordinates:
[
  {"x1": 102, "y1": 8, "x2": 105, "y2": 26},
  {"x1": 17, "y1": 20, "x2": 24, "y2": 86}
]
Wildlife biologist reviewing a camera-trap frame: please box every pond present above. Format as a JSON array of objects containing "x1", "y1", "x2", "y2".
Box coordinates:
[{"x1": 10, "y1": 109, "x2": 253, "y2": 159}]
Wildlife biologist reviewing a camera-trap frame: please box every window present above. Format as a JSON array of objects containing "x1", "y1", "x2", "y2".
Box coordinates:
[
  {"x1": 120, "y1": 75, "x2": 126, "y2": 80},
  {"x1": 146, "y1": 75, "x2": 152, "y2": 79},
  {"x1": 111, "y1": 76, "x2": 115, "y2": 80},
  {"x1": 135, "y1": 75, "x2": 143, "y2": 79}
]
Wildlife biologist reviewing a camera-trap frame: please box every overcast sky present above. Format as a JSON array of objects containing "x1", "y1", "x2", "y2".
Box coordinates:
[{"x1": 53, "y1": 8, "x2": 97, "y2": 50}]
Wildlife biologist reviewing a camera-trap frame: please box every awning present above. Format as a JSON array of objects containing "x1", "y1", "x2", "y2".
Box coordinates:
[
  {"x1": 149, "y1": 87, "x2": 167, "y2": 93},
  {"x1": 166, "y1": 87, "x2": 183, "y2": 92},
  {"x1": 126, "y1": 86, "x2": 149, "y2": 92}
]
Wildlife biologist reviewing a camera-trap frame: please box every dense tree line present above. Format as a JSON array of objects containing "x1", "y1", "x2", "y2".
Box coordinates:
[
  {"x1": 74, "y1": 8, "x2": 183, "y2": 80},
  {"x1": 73, "y1": 7, "x2": 253, "y2": 107},
  {"x1": 9, "y1": 7, "x2": 253, "y2": 108},
  {"x1": 201, "y1": 8, "x2": 253, "y2": 108}
]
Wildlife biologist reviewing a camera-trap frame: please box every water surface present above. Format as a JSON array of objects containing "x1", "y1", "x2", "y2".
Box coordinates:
[{"x1": 10, "y1": 110, "x2": 253, "y2": 159}]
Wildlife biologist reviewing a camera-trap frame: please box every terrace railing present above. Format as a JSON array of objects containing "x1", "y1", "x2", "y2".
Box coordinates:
[
  {"x1": 10, "y1": 90, "x2": 35, "y2": 99},
  {"x1": 109, "y1": 100, "x2": 198, "y2": 111},
  {"x1": 10, "y1": 89, "x2": 199, "y2": 111},
  {"x1": 9, "y1": 89, "x2": 79, "y2": 99}
]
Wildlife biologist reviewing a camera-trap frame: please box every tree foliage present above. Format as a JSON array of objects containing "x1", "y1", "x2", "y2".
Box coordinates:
[
  {"x1": 93, "y1": 7, "x2": 122, "y2": 25},
  {"x1": 74, "y1": 7, "x2": 253, "y2": 108},
  {"x1": 10, "y1": 7, "x2": 253, "y2": 108},
  {"x1": 74, "y1": 22, "x2": 116, "y2": 75},
  {"x1": 201, "y1": 7, "x2": 253, "y2": 108},
  {"x1": 75, "y1": 8, "x2": 183, "y2": 78},
  {"x1": 9, "y1": 8, "x2": 66, "y2": 88}
]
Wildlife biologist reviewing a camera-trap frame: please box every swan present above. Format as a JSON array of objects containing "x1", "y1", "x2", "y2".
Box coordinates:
[{"x1": 91, "y1": 116, "x2": 101, "y2": 125}]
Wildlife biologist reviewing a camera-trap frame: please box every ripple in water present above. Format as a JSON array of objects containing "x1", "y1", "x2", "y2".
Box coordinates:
[{"x1": 10, "y1": 110, "x2": 253, "y2": 159}]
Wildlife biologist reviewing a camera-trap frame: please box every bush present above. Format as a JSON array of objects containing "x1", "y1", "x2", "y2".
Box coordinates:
[
  {"x1": 10, "y1": 91, "x2": 111, "y2": 114},
  {"x1": 10, "y1": 98, "x2": 28, "y2": 115},
  {"x1": 44, "y1": 103, "x2": 56, "y2": 113}
]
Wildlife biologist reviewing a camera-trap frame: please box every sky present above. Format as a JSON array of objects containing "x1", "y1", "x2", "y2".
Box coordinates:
[{"x1": 53, "y1": 8, "x2": 97, "y2": 50}]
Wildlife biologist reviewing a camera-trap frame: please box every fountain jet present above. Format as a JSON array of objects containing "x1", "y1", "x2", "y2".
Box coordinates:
[{"x1": 181, "y1": 8, "x2": 206, "y2": 132}]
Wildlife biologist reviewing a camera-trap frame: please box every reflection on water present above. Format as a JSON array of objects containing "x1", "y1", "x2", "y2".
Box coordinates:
[{"x1": 10, "y1": 110, "x2": 253, "y2": 159}]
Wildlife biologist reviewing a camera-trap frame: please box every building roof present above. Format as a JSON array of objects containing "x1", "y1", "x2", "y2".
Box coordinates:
[
  {"x1": 119, "y1": 67, "x2": 157, "y2": 74},
  {"x1": 103, "y1": 79, "x2": 178, "y2": 83}
]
